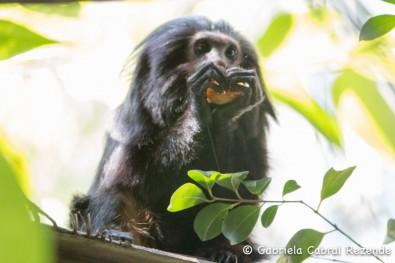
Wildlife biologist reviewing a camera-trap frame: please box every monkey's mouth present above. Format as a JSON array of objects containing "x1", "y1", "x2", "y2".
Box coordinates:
[{"x1": 206, "y1": 79, "x2": 249, "y2": 105}]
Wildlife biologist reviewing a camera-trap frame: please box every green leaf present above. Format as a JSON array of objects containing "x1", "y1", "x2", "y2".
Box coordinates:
[
  {"x1": 222, "y1": 205, "x2": 260, "y2": 245},
  {"x1": 188, "y1": 170, "x2": 220, "y2": 191},
  {"x1": 286, "y1": 229, "x2": 325, "y2": 263},
  {"x1": 320, "y1": 166, "x2": 355, "y2": 204},
  {"x1": 382, "y1": 0, "x2": 395, "y2": 4},
  {"x1": 0, "y1": 20, "x2": 57, "y2": 60},
  {"x1": 0, "y1": 137, "x2": 30, "y2": 193},
  {"x1": 193, "y1": 203, "x2": 233, "y2": 241},
  {"x1": 22, "y1": 3, "x2": 81, "y2": 17},
  {"x1": 360, "y1": 15, "x2": 395, "y2": 41},
  {"x1": 261, "y1": 205, "x2": 279, "y2": 228},
  {"x1": 282, "y1": 180, "x2": 301, "y2": 197},
  {"x1": 333, "y1": 69, "x2": 395, "y2": 156},
  {"x1": 0, "y1": 140, "x2": 53, "y2": 263},
  {"x1": 243, "y1": 177, "x2": 271, "y2": 195},
  {"x1": 277, "y1": 256, "x2": 292, "y2": 263},
  {"x1": 258, "y1": 13, "x2": 294, "y2": 58},
  {"x1": 384, "y1": 218, "x2": 395, "y2": 244},
  {"x1": 167, "y1": 183, "x2": 208, "y2": 212},
  {"x1": 271, "y1": 89, "x2": 342, "y2": 147},
  {"x1": 216, "y1": 171, "x2": 249, "y2": 192}
]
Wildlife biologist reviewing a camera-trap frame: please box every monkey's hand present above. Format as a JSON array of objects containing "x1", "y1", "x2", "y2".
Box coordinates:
[
  {"x1": 187, "y1": 63, "x2": 226, "y2": 124},
  {"x1": 226, "y1": 67, "x2": 256, "y2": 92},
  {"x1": 221, "y1": 67, "x2": 264, "y2": 122}
]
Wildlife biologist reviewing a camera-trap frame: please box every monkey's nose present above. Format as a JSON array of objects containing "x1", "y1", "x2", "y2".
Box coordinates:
[{"x1": 213, "y1": 60, "x2": 227, "y2": 70}]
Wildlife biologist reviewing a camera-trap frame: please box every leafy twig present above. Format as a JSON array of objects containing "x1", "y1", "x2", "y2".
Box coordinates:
[{"x1": 209, "y1": 195, "x2": 385, "y2": 263}]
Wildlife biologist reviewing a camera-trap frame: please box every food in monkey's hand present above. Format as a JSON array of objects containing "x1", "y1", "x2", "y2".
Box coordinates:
[{"x1": 206, "y1": 79, "x2": 249, "y2": 105}]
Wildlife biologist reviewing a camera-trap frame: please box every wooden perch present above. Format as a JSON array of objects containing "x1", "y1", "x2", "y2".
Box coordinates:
[{"x1": 53, "y1": 227, "x2": 213, "y2": 263}]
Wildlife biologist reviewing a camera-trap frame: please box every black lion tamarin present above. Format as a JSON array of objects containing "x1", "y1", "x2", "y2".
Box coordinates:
[{"x1": 71, "y1": 16, "x2": 275, "y2": 263}]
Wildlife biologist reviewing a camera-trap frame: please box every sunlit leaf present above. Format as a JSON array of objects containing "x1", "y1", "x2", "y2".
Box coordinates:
[
  {"x1": 286, "y1": 229, "x2": 324, "y2": 263},
  {"x1": 0, "y1": 19, "x2": 57, "y2": 60},
  {"x1": 167, "y1": 183, "x2": 208, "y2": 212},
  {"x1": 22, "y1": 2, "x2": 81, "y2": 17},
  {"x1": 188, "y1": 170, "x2": 220, "y2": 191},
  {"x1": 308, "y1": 7, "x2": 330, "y2": 23},
  {"x1": 222, "y1": 205, "x2": 260, "y2": 245},
  {"x1": 384, "y1": 218, "x2": 395, "y2": 244},
  {"x1": 277, "y1": 256, "x2": 292, "y2": 263},
  {"x1": 258, "y1": 13, "x2": 294, "y2": 58},
  {"x1": 194, "y1": 203, "x2": 232, "y2": 241},
  {"x1": 271, "y1": 89, "x2": 342, "y2": 147},
  {"x1": 282, "y1": 180, "x2": 301, "y2": 197},
  {"x1": 261, "y1": 205, "x2": 278, "y2": 228},
  {"x1": 320, "y1": 166, "x2": 355, "y2": 205},
  {"x1": 0, "y1": 136, "x2": 29, "y2": 194},
  {"x1": 0, "y1": 141, "x2": 53, "y2": 263},
  {"x1": 382, "y1": 0, "x2": 395, "y2": 4},
  {"x1": 243, "y1": 177, "x2": 271, "y2": 195},
  {"x1": 216, "y1": 171, "x2": 249, "y2": 192},
  {"x1": 333, "y1": 69, "x2": 395, "y2": 156},
  {"x1": 360, "y1": 15, "x2": 395, "y2": 41}
]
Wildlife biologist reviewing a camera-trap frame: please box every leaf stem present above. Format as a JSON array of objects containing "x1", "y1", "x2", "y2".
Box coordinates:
[{"x1": 209, "y1": 195, "x2": 385, "y2": 263}]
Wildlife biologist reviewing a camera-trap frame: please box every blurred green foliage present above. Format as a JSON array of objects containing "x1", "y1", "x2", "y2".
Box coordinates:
[
  {"x1": 271, "y1": 89, "x2": 343, "y2": 146},
  {"x1": 258, "y1": 13, "x2": 294, "y2": 58},
  {"x1": 0, "y1": 137, "x2": 53, "y2": 263},
  {"x1": 22, "y1": 2, "x2": 81, "y2": 17},
  {"x1": 255, "y1": 8, "x2": 395, "y2": 158},
  {"x1": 0, "y1": 20, "x2": 57, "y2": 60},
  {"x1": 382, "y1": 0, "x2": 395, "y2": 5},
  {"x1": 333, "y1": 70, "x2": 395, "y2": 155},
  {"x1": 385, "y1": 219, "x2": 395, "y2": 244}
]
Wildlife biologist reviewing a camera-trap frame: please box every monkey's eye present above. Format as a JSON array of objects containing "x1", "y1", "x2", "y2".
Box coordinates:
[
  {"x1": 194, "y1": 39, "x2": 211, "y2": 55},
  {"x1": 225, "y1": 45, "x2": 238, "y2": 60}
]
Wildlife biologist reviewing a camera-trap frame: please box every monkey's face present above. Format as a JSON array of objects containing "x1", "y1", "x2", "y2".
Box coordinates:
[
  {"x1": 187, "y1": 31, "x2": 255, "y2": 106},
  {"x1": 189, "y1": 31, "x2": 242, "y2": 71}
]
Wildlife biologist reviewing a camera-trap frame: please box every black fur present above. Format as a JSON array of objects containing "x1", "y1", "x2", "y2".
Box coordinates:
[{"x1": 71, "y1": 16, "x2": 275, "y2": 263}]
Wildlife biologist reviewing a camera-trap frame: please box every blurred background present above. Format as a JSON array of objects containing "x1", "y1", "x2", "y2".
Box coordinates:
[{"x1": 0, "y1": 0, "x2": 394, "y2": 262}]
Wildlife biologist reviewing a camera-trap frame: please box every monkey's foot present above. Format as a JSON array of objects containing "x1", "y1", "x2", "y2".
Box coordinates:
[
  {"x1": 97, "y1": 229, "x2": 134, "y2": 245},
  {"x1": 207, "y1": 249, "x2": 238, "y2": 263}
]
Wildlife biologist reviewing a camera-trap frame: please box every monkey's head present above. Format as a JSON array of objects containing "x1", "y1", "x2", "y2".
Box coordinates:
[
  {"x1": 117, "y1": 16, "x2": 274, "y2": 140},
  {"x1": 134, "y1": 17, "x2": 259, "y2": 71}
]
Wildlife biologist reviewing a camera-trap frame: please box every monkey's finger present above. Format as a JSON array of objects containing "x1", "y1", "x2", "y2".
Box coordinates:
[
  {"x1": 187, "y1": 63, "x2": 212, "y2": 83},
  {"x1": 190, "y1": 77, "x2": 219, "y2": 98},
  {"x1": 229, "y1": 75, "x2": 256, "y2": 89},
  {"x1": 188, "y1": 62, "x2": 226, "y2": 85},
  {"x1": 189, "y1": 70, "x2": 225, "y2": 96},
  {"x1": 226, "y1": 68, "x2": 256, "y2": 78}
]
